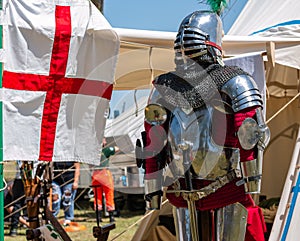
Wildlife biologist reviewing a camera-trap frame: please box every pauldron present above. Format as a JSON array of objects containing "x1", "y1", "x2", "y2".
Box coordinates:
[{"x1": 221, "y1": 74, "x2": 263, "y2": 112}]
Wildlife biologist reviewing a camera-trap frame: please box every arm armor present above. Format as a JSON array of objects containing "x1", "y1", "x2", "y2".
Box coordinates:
[
  {"x1": 221, "y1": 75, "x2": 263, "y2": 112},
  {"x1": 221, "y1": 75, "x2": 270, "y2": 193},
  {"x1": 236, "y1": 108, "x2": 270, "y2": 193}
]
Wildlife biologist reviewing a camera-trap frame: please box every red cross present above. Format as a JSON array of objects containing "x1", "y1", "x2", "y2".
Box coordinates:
[{"x1": 3, "y1": 6, "x2": 113, "y2": 161}]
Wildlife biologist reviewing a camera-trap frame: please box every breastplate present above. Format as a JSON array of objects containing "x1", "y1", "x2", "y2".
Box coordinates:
[{"x1": 167, "y1": 105, "x2": 240, "y2": 181}]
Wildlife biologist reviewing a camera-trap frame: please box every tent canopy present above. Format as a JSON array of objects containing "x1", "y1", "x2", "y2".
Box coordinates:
[
  {"x1": 228, "y1": 0, "x2": 300, "y2": 37},
  {"x1": 227, "y1": 0, "x2": 300, "y2": 98},
  {"x1": 114, "y1": 28, "x2": 300, "y2": 97}
]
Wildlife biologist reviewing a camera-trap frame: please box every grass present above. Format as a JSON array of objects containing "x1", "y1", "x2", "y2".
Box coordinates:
[{"x1": 3, "y1": 200, "x2": 145, "y2": 241}]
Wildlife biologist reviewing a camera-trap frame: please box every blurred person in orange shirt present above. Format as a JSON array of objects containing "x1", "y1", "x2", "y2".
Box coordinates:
[{"x1": 92, "y1": 137, "x2": 119, "y2": 223}]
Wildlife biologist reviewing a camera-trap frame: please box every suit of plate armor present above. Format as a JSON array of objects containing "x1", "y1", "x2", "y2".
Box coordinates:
[{"x1": 136, "y1": 11, "x2": 270, "y2": 241}]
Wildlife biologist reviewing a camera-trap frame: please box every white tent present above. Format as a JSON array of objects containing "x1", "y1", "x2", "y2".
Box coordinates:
[
  {"x1": 228, "y1": 0, "x2": 300, "y2": 97},
  {"x1": 114, "y1": 27, "x2": 300, "y2": 96},
  {"x1": 105, "y1": 95, "x2": 148, "y2": 154},
  {"x1": 228, "y1": 0, "x2": 300, "y2": 37}
]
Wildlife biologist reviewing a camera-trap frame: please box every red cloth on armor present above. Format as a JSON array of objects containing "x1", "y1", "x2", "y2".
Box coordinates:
[
  {"x1": 242, "y1": 197, "x2": 266, "y2": 241},
  {"x1": 212, "y1": 107, "x2": 257, "y2": 162},
  {"x1": 166, "y1": 178, "x2": 249, "y2": 210},
  {"x1": 144, "y1": 123, "x2": 167, "y2": 178},
  {"x1": 245, "y1": 206, "x2": 266, "y2": 241}
]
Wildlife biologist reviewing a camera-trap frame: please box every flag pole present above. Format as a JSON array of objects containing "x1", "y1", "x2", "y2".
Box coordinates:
[{"x1": 0, "y1": 0, "x2": 4, "y2": 239}]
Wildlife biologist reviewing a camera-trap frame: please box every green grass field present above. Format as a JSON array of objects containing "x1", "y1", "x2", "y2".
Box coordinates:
[{"x1": 4, "y1": 206, "x2": 145, "y2": 241}]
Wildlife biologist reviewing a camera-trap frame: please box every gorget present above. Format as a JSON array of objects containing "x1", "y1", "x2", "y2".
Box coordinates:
[{"x1": 153, "y1": 64, "x2": 249, "y2": 109}]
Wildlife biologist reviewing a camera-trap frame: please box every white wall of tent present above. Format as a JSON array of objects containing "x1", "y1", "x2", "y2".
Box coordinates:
[{"x1": 106, "y1": 1, "x2": 300, "y2": 240}]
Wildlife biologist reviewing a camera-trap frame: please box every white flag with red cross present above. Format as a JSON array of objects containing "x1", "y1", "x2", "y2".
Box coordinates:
[{"x1": 1, "y1": 0, "x2": 120, "y2": 164}]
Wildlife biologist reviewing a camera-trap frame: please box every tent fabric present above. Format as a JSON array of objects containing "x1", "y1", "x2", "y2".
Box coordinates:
[
  {"x1": 1, "y1": 0, "x2": 120, "y2": 164},
  {"x1": 114, "y1": 1, "x2": 300, "y2": 94},
  {"x1": 263, "y1": 98, "x2": 300, "y2": 198},
  {"x1": 131, "y1": 199, "x2": 175, "y2": 241},
  {"x1": 114, "y1": 28, "x2": 300, "y2": 94},
  {"x1": 104, "y1": 96, "x2": 148, "y2": 154},
  {"x1": 227, "y1": 0, "x2": 300, "y2": 96},
  {"x1": 227, "y1": 0, "x2": 300, "y2": 37}
]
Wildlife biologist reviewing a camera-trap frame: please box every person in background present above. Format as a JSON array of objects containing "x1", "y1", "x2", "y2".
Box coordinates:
[
  {"x1": 5, "y1": 160, "x2": 29, "y2": 236},
  {"x1": 5, "y1": 181, "x2": 30, "y2": 231},
  {"x1": 52, "y1": 161, "x2": 80, "y2": 226},
  {"x1": 92, "y1": 137, "x2": 119, "y2": 223}
]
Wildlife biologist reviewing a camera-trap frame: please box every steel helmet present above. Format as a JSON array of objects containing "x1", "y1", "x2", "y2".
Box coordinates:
[{"x1": 174, "y1": 11, "x2": 223, "y2": 64}]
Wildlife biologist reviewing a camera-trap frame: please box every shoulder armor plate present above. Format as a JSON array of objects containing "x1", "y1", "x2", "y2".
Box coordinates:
[{"x1": 221, "y1": 75, "x2": 263, "y2": 112}]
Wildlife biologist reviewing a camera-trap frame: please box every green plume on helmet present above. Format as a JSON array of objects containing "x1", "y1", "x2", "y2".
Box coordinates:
[{"x1": 205, "y1": 0, "x2": 228, "y2": 15}]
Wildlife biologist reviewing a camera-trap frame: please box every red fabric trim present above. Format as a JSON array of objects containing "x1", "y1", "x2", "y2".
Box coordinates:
[
  {"x1": 212, "y1": 107, "x2": 257, "y2": 162},
  {"x1": 233, "y1": 108, "x2": 257, "y2": 162},
  {"x1": 166, "y1": 178, "x2": 249, "y2": 210},
  {"x1": 167, "y1": 179, "x2": 266, "y2": 240},
  {"x1": 205, "y1": 40, "x2": 222, "y2": 51},
  {"x1": 2, "y1": 5, "x2": 113, "y2": 161},
  {"x1": 245, "y1": 206, "x2": 267, "y2": 241},
  {"x1": 144, "y1": 122, "x2": 168, "y2": 177}
]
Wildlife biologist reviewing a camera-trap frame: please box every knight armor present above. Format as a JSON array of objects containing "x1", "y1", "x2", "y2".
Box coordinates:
[{"x1": 136, "y1": 10, "x2": 270, "y2": 241}]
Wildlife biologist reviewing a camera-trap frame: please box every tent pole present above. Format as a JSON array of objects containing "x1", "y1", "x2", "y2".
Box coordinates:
[{"x1": 0, "y1": 0, "x2": 4, "y2": 239}]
